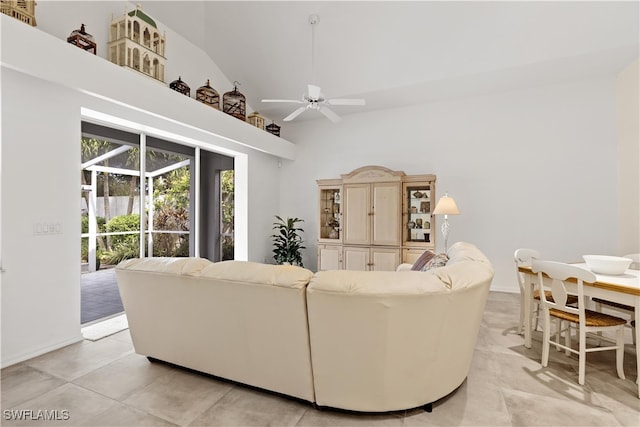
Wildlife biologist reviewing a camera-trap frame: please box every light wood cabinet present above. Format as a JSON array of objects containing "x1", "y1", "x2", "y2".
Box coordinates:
[
  {"x1": 318, "y1": 244, "x2": 342, "y2": 270},
  {"x1": 317, "y1": 166, "x2": 435, "y2": 271},
  {"x1": 343, "y1": 246, "x2": 400, "y2": 271}
]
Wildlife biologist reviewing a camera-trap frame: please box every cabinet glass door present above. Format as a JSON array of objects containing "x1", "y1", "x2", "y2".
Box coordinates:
[
  {"x1": 319, "y1": 187, "x2": 341, "y2": 241},
  {"x1": 405, "y1": 184, "x2": 432, "y2": 245}
]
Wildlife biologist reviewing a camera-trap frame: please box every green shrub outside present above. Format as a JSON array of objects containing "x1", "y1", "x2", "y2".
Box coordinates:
[
  {"x1": 80, "y1": 216, "x2": 105, "y2": 263},
  {"x1": 102, "y1": 214, "x2": 140, "y2": 265},
  {"x1": 105, "y1": 214, "x2": 140, "y2": 247}
]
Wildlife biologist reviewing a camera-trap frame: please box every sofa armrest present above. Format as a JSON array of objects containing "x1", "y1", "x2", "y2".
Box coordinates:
[{"x1": 396, "y1": 263, "x2": 413, "y2": 272}]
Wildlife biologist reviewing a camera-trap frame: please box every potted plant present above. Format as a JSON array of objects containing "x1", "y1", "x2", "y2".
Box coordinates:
[{"x1": 272, "y1": 216, "x2": 305, "y2": 267}]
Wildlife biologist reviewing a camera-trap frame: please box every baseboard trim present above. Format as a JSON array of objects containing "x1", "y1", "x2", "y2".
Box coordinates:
[
  {"x1": 489, "y1": 286, "x2": 518, "y2": 294},
  {"x1": 1, "y1": 334, "x2": 84, "y2": 369}
]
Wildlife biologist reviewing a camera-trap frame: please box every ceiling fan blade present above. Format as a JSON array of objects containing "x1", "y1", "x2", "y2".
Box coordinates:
[
  {"x1": 319, "y1": 105, "x2": 342, "y2": 123},
  {"x1": 326, "y1": 98, "x2": 366, "y2": 106},
  {"x1": 307, "y1": 84, "x2": 322, "y2": 100},
  {"x1": 283, "y1": 106, "x2": 308, "y2": 122},
  {"x1": 262, "y1": 99, "x2": 304, "y2": 103}
]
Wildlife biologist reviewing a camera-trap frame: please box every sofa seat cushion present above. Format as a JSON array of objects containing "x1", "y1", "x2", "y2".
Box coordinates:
[
  {"x1": 195, "y1": 261, "x2": 314, "y2": 289},
  {"x1": 116, "y1": 257, "x2": 213, "y2": 275}
]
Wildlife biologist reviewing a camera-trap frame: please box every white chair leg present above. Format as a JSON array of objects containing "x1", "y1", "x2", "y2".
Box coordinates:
[
  {"x1": 555, "y1": 318, "x2": 562, "y2": 351},
  {"x1": 533, "y1": 302, "x2": 540, "y2": 332},
  {"x1": 518, "y1": 292, "x2": 525, "y2": 335},
  {"x1": 542, "y1": 313, "x2": 550, "y2": 367},
  {"x1": 616, "y1": 327, "x2": 626, "y2": 380},
  {"x1": 578, "y1": 329, "x2": 586, "y2": 386},
  {"x1": 565, "y1": 322, "x2": 571, "y2": 356}
]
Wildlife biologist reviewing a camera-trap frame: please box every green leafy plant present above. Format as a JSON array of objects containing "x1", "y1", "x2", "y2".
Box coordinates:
[
  {"x1": 102, "y1": 214, "x2": 140, "y2": 265},
  {"x1": 272, "y1": 216, "x2": 305, "y2": 267}
]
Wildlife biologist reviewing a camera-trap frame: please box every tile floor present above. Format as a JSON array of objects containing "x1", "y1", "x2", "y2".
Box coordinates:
[
  {"x1": 81, "y1": 268, "x2": 124, "y2": 325},
  {"x1": 2, "y1": 291, "x2": 639, "y2": 426}
]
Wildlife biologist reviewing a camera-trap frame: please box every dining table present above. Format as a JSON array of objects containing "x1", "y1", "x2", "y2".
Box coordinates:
[{"x1": 518, "y1": 263, "x2": 640, "y2": 398}]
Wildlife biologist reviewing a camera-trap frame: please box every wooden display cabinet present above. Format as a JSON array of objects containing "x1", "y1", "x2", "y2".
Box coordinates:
[{"x1": 317, "y1": 167, "x2": 436, "y2": 271}]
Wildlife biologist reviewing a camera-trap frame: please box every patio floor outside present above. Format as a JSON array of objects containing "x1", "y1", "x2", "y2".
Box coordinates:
[{"x1": 81, "y1": 267, "x2": 123, "y2": 325}]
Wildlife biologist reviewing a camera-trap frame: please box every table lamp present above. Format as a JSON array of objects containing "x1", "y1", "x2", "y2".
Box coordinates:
[{"x1": 433, "y1": 192, "x2": 460, "y2": 253}]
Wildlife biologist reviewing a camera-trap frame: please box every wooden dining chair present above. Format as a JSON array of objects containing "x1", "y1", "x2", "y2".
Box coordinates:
[
  {"x1": 514, "y1": 248, "x2": 578, "y2": 335},
  {"x1": 531, "y1": 259, "x2": 626, "y2": 386}
]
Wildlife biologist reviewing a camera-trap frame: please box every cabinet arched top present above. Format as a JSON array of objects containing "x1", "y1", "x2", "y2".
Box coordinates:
[{"x1": 341, "y1": 165, "x2": 405, "y2": 183}]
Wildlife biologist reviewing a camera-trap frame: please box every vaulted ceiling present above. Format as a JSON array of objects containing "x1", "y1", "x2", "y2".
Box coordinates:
[{"x1": 140, "y1": 1, "x2": 639, "y2": 122}]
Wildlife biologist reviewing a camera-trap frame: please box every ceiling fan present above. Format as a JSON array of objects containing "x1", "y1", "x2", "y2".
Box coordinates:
[
  {"x1": 262, "y1": 84, "x2": 365, "y2": 123},
  {"x1": 261, "y1": 15, "x2": 365, "y2": 123}
]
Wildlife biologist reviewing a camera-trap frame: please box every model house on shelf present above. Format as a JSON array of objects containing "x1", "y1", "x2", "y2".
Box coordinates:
[
  {"x1": 108, "y1": 5, "x2": 166, "y2": 82},
  {"x1": 1, "y1": 0, "x2": 36, "y2": 26}
]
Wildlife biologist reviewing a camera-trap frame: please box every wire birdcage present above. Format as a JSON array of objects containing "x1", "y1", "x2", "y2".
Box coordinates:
[
  {"x1": 195, "y1": 79, "x2": 220, "y2": 110},
  {"x1": 223, "y1": 81, "x2": 246, "y2": 121}
]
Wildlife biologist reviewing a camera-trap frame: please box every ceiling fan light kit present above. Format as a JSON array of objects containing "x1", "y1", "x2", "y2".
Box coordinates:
[{"x1": 261, "y1": 14, "x2": 365, "y2": 123}]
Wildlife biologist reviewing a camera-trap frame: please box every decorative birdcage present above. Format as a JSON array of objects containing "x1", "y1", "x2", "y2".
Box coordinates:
[
  {"x1": 223, "y1": 81, "x2": 246, "y2": 121},
  {"x1": 195, "y1": 79, "x2": 220, "y2": 110},
  {"x1": 247, "y1": 111, "x2": 265, "y2": 130},
  {"x1": 266, "y1": 121, "x2": 281, "y2": 137},
  {"x1": 169, "y1": 76, "x2": 190, "y2": 97},
  {"x1": 67, "y1": 24, "x2": 96, "y2": 54},
  {"x1": 108, "y1": 5, "x2": 166, "y2": 82},
  {"x1": 1, "y1": 0, "x2": 37, "y2": 26}
]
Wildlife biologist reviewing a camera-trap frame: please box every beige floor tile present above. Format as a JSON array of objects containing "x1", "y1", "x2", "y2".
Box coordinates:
[
  {"x1": 502, "y1": 387, "x2": 620, "y2": 426},
  {"x1": 84, "y1": 402, "x2": 178, "y2": 427},
  {"x1": 585, "y1": 367, "x2": 640, "y2": 417},
  {"x1": 189, "y1": 386, "x2": 307, "y2": 426},
  {"x1": 25, "y1": 339, "x2": 133, "y2": 382},
  {"x1": 296, "y1": 407, "x2": 404, "y2": 427},
  {"x1": 404, "y1": 355, "x2": 511, "y2": 427},
  {"x1": 73, "y1": 353, "x2": 176, "y2": 401},
  {"x1": 106, "y1": 329, "x2": 134, "y2": 346},
  {"x1": 1, "y1": 365, "x2": 67, "y2": 409},
  {"x1": 123, "y1": 368, "x2": 233, "y2": 426},
  {"x1": 2, "y1": 383, "x2": 119, "y2": 427},
  {"x1": 476, "y1": 325, "x2": 531, "y2": 355}
]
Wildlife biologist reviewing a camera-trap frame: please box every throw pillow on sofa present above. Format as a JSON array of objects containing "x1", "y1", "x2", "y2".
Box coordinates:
[
  {"x1": 411, "y1": 250, "x2": 436, "y2": 271},
  {"x1": 411, "y1": 250, "x2": 449, "y2": 271},
  {"x1": 424, "y1": 253, "x2": 449, "y2": 271}
]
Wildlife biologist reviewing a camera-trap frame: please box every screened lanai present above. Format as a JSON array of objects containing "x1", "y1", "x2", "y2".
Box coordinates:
[{"x1": 80, "y1": 121, "x2": 234, "y2": 324}]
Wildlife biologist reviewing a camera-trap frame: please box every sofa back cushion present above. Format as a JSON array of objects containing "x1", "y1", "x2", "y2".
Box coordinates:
[
  {"x1": 117, "y1": 257, "x2": 213, "y2": 275},
  {"x1": 196, "y1": 261, "x2": 314, "y2": 289}
]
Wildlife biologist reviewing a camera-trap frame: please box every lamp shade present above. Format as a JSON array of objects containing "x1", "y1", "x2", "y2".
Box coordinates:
[{"x1": 433, "y1": 194, "x2": 460, "y2": 215}]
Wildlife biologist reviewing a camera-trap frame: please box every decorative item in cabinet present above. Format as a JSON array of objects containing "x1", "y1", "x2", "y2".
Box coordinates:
[
  {"x1": 108, "y1": 5, "x2": 166, "y2": 83},
  {"x1": 247, "y1": 111, "x2": 265, "y2": 129},
  {"x1": 169, "y1": 76, "x2": 190, "y2": 97},
  {"x1": 317, "y1": 181, "x2": 341, "y2": 242},
  {"x1": 1, "y1": 0, "x2": 36, "y2": 26},
  {"x1": 223, "y1": 81, "x2": 246, "y2": 121},
  {"x1": 67, "y1": 24, "x2": 96, "y2": 54},
  {"x1": 195, "y1": 80, "x2": 220, "y2": 109},
  {"x1": 402, "y1": 175, "x2": 436, "y2": 248}
]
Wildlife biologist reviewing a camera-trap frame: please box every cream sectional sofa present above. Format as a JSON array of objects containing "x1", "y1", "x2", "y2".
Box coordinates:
[{"x1": 115, "y1": 242, "x2": 494, "y2": 412}]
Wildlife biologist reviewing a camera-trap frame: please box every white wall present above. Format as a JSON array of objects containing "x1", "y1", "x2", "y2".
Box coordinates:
[
  {"x1": 616, "y1": 60, "x2": 640, "y2": 255},
  {"x1": 1, "y1": 70, "x2": 84, "y2": 365},
  {"x1": 1, "y1": 12, "x2": 283, "y2": 366},
  {"x1": 281, "y1": 76, "x2": 622, "y2": 292}
]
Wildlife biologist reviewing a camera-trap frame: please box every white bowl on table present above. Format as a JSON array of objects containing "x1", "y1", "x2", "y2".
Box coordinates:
[{"x1": 582, "y1": 255, "x2": 632, "y2": 275}]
